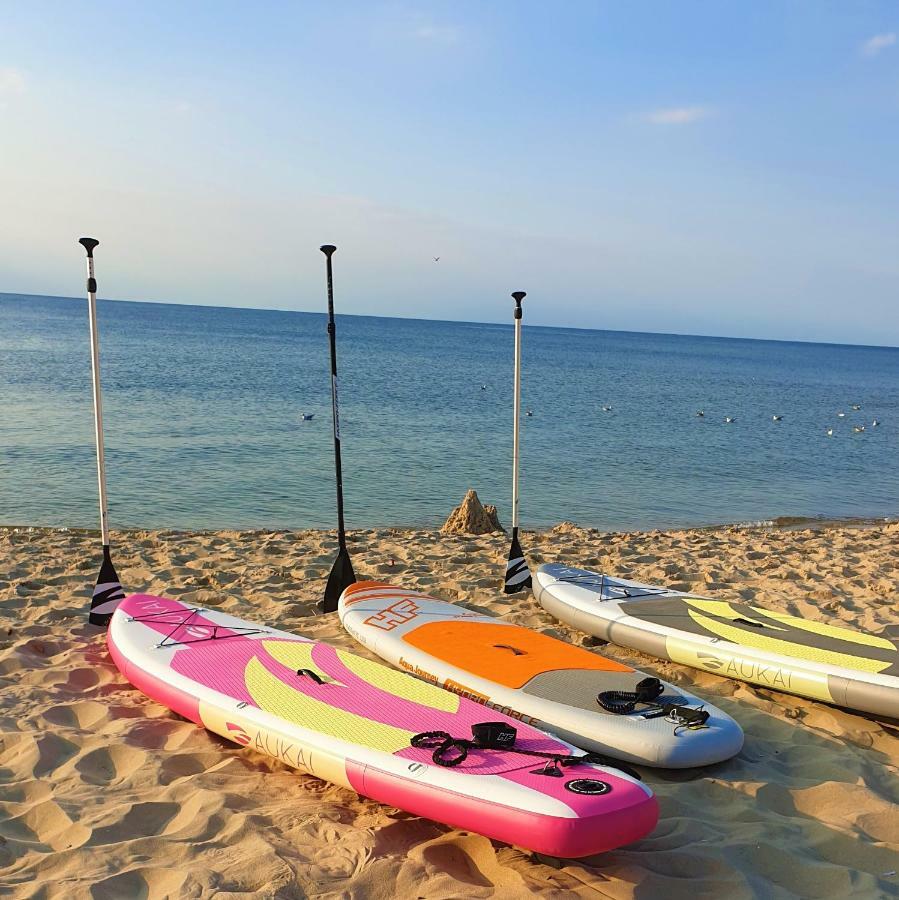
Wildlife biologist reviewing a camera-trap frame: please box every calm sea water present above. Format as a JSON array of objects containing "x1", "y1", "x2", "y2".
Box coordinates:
[{"x1": 2, "y1": 293, "x2": 898, "y2": 533}]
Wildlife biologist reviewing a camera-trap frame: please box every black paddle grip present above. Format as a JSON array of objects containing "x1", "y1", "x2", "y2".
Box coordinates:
[
  {"x1": 79, "y1": 237, "x2": 99, "y2": 257},
  {"x1": 511, "y1": 291, "x2": 526, "y2": 319}
]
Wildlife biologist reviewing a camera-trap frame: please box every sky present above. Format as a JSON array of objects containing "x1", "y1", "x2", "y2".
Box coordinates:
[{"x1": 1, "y1": 2, "x2": 898, "y2": 345}]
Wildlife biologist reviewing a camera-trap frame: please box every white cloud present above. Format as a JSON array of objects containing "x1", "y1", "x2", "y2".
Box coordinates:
[
  {"x1": 0, "y1": 68, "x2": 26, "y2": 96},
  {"x1": 644, "y1": 106, "x2": 713, "y2": 126},
  {"x1": 861, "y1": 32, "x2": 896, "y2": 57}
]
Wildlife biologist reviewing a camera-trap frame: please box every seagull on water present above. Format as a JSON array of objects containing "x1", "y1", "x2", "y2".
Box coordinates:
[
  {"x1": 872, "y1": 419, "x2": 881, "y2": 427},
  {"x1": 851, "y1": 404, "x2": 861, "y2": 410},
  {"x1": 602, "y1": 405, "x2": 613, "y2": 412},
  {"x1": 724, "y1": 416, "x2": 736, "y2": 424},
  {"x1": 696, "y1": 410, "x2": 705, "y2": 417},
  {"x1": 853, "y1": 425, "x2": 866, "y2": 433},
  {"x1": 772, "y1": 415, "x2": 783, "y2": 421},
  {"x1": 837, "y1": 411, "x2": 846, "y2": 417},
  {"x1": 826, "y1": 427, "x2": 834, "y2": 436},
  {"x1": 301, "y1": 413, "x2": 314, "y2": 421},
  {"x1": 526, "y1": 409, "x2": 533, "y2": 417}
]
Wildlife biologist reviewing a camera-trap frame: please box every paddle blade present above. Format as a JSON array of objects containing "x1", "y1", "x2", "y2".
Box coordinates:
[
  {"x1": 321, "y1": 547, "x2": 356, "y2": 613},
  {"x1": 89, "y1": 545, "x2": 125, "y2": 626},
  {"x1": 503, "y1": 533, "x2": 532, "y2": 594}
]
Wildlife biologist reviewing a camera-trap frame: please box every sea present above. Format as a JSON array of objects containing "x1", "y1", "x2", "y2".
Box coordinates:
[{"x1": 2, "y1": 293, "x2": 899, "y2": 533}]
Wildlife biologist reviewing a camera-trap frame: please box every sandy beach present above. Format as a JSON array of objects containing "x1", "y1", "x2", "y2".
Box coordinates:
[{"x1": 1, "y1": 519, "x2": 898, "y2": 898}]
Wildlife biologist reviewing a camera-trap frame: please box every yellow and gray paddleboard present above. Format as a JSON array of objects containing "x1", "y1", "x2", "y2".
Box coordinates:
[{"x1": 535, "y1": 565, "x2": 899, "y2": 719}]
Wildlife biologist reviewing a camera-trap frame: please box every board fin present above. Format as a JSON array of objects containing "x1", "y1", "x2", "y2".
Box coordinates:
[{"x1": 89, "y1": 545, "x2": 125, "y2": 626}]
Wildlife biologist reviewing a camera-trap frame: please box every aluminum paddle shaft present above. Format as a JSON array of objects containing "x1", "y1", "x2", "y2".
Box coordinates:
[
  {"x1": 79, "y1": 237, "x2": 125, "y2": 626},
  {"x1": 82, "y1": 239, "x2": 110, "y2": 544},
  {"x1": 504, "y1": 291, "x2": 532, "y2": 594}
]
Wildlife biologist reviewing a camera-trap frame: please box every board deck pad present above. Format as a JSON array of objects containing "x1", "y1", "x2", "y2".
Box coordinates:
[
  {"x1": 340, "y1": 582, "x2": 744, "y2": 768},
  {"x1": 108, "y1": 594, "x2": 658, "y2": 857},
  {"x1": 403, "y1": 619, "x2": 633, "y2": 688},
  {"x1": 535, "y1": 565, "x2": 899, "y2": 719}
]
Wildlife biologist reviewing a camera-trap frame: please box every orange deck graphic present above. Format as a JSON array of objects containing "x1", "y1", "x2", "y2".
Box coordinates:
[{"x1": 403, "y1": 620, "x2": 633, "y2": 689}]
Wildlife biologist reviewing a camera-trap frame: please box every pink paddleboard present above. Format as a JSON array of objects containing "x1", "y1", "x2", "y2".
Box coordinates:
[{"x1": 108, "y1": 594, "x2": 658, "y2": 857}]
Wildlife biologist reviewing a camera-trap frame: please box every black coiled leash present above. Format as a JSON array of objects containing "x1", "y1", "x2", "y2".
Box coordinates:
[
  {"x1": 596, "y1": 676, "x2": 665, "y2": 713},
  {"x1": 410, "y1": 722, "x2": 642, "y2": 780},
  {"x1": 597, "y1": 676, "x2": 711, "y2": 735}
]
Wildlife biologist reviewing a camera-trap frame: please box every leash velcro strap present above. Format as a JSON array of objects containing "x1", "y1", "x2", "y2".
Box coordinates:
[
  {"x1": 471, "y1": 721, "x2": 517, "y2": 749},
  {"x1": 409, "y1": 723, "x2": 643, "y2": 780},
  {"x1": 596, "y1": 677, "x2": 665, "y2": 714}
]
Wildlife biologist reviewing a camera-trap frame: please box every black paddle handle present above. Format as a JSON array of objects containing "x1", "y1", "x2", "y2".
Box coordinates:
[{"x1": 512, "y1": 291, "x2": 525, "y2": 319}]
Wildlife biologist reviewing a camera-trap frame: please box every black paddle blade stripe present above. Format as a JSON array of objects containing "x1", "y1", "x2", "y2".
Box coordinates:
[
  {"x1": 504, "y1": 556, "x2": 532, "y2": 593},
  {"x1": 89, "y1": 581, "x2": 125, "y2": 626},
  {"x1": 89, "y1": 549, "x2": 125, "y2": 626}
]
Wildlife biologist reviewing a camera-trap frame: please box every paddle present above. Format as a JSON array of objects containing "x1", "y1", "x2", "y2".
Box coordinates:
[
  {"x1": 80, "y1": 237, "x2": 126, "y2": 626},
  {"x1": 504, "y1": 291, "x2": 533, "y2": 594},
  {"x1": 320, "y1": 244, "x2": 356, "y2": 612}
]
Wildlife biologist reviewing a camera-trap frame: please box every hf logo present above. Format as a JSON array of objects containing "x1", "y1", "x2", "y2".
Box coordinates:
[{"x1": 364, "y1": 599, "x2": 420, "y2": 631}]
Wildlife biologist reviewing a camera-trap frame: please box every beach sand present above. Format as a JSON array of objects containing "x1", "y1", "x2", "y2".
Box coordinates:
[{"x1": 1, "y1": 520, "x2": 898, "y2": 898}]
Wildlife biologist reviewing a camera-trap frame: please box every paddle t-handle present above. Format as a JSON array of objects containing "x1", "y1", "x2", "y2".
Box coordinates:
[
  {"x1": 512, "y1": 291, "x2": 525, "y2": 319},
  {"x1": 79, "y1": 237, "x2": 100, "y2": 258},
  {"x1": 320, "y1": 244, "x2": 337, "y2": 257},
  {"x1": 80, "y1": 238, "x2": 100, "y2": 292}
]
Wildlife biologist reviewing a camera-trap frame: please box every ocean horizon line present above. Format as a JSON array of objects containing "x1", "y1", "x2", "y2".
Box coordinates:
[{"x1": 4, "y1": 290, "x2": 898, "y2": 353}]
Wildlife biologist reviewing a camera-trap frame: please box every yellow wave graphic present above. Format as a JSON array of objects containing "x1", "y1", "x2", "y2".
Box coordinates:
[
  {"x1": 686, "y1": 610, "x2": 891, "y2": 674},
  {"x1": 749, "y1": 607, "x2": 896, "y2": 651},
  {"x1": 244, "y1": 656, "x2": 414, "y2": 754},
  {"x1": 336, "y1": 649, "x2": 459, "y2": 713},
  {"x1": 261, "y1": 640, "x2": 344, "y2": 686}
]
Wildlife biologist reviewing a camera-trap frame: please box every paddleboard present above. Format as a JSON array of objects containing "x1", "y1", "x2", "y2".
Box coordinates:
[
  {"x1": 535, "y1": 565, "x2": 899, "y2": 719},
  {"x1": 339, "y1": 582, "x2": 744, "y2": 767},
  {"x1": 108, "y1": 593, "x2": 658, "y2": 857}
]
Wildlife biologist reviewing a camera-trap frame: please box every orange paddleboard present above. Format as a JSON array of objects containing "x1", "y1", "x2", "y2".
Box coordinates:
[{"x1": 340, "y1": 582, "x2": 744, "y2": 768}]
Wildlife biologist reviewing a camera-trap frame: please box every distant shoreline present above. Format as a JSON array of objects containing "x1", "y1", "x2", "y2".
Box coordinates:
[{"x1": 4, "y1": 513, "x2": 897, "y2": 540}]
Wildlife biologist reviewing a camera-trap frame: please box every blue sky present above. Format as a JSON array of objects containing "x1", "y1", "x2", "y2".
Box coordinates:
[{"x1": 2, "y1": 2, "x2": 898, "y2": 344}]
